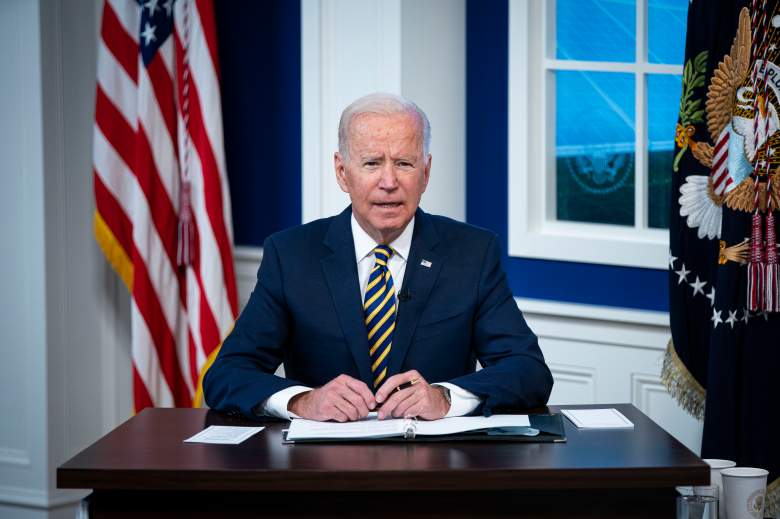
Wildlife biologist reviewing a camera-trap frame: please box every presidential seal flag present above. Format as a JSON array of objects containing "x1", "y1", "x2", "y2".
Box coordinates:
[
  {"x1": 92, "y1": 0, "x2": 238, "y2": 411},
  {"x1": 665, "y1": 0, "x2": 779, "y2": 514}
]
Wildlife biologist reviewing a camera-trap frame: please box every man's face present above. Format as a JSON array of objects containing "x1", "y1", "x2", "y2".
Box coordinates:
[{"x1": 335, "y1": 111, "x2": 431, "y2": 244}]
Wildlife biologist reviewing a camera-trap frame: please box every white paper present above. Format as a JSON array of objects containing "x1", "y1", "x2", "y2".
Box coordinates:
[
  {"x1": 561, "y1": 408, "x2": 634, "y2": 429},
  {"x1": 286, "y1": 418, "x2": 405, "y2": 440},
  {"x1": 286, "y1": 414, "x2": 531, "y2": 441},
  {"x1": 415, "y1": 415, "x2": 530, "y2": 435},
  {"x1": 184, "y1": 425, "x2": 265, "y2": 444}
]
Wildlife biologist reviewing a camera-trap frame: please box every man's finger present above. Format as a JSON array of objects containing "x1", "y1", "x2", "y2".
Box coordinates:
[
  {"x1": 340, "y1": 388, "x2": 370, "y2": 417},
  {"x1": 374, "y1": 375, "x2": 403, "y2": 403},
  {"x1": 393, "y1": 390, "x2": 423, "y2": 418},
  {"x1": 403, "y1": 401, "x2": 427, "y2": 420},
  {"x1": 377, "y1": 388, "x2": 415, "y2": 419},
  {"x1": 375, "y1": 370, "x2": 420, "y2": 403},
  {"x1": 331, "y1": 396, "x2": 360, "y2": 422},
  {"x1": 328, "y1": 408, "x2": 349, "y2": 423},
  {"x1": 344, "y1": 378, "x2": 377, "y2": 409}
]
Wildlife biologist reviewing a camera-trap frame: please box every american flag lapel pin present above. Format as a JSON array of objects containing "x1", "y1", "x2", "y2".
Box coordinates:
[{"x1": 420, "y1": 259, "x2": 432, "y2": 268}]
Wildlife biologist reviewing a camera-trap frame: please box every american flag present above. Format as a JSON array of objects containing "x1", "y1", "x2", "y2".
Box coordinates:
[{"x1": 93, "y1": 0, "x2": 237, "y2": 411}]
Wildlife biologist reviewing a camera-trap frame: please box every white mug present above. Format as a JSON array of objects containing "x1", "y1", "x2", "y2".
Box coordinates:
[
  {"x1": 721, "y1": 467, "x2": 768, "y2": 519},
  {"x1": 695, "y1": 459, "x2": 736, "y2": 519}
]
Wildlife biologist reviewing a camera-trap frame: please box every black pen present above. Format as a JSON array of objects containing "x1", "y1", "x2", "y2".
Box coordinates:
[
  {"x1": 375, "y1": 378, "x2": 420, "y2": 415},
  {"x1": 393, "y1": 377, "x2": 420, "y2": 393}
]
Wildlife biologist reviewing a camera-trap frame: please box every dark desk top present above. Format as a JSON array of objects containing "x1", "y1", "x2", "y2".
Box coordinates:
[{"x1": 57, "y1": 404, "x2": 708, "y2": 492}]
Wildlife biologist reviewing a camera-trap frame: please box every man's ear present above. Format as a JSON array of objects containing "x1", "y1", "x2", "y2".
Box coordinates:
[
  {"x1": 334, "y1": 152, "x2": 350, "y2": 193},
  {"x1": 421, "y1": 154, "x2": 432, "y2": 192}
]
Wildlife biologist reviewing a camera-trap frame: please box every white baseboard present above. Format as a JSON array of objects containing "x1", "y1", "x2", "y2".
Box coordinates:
[{"x1": 0, "y1": 486, "x2": 87, "y2": 510}]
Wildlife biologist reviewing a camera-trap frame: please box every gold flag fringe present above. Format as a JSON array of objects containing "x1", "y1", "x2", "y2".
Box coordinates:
[
  {"x1": 94, "y1": 210, "x2": 133, "y2": 291},
  {"x1": 193, "y1": 335, "x2": 228, "y2": 408},
  {"x1": 192, "y1": 322, "x2": 236, "y2": 408},
  {"x1": 661, "y1": 339, "x2": 706, "y2": 420},
  {"x1": 192, "y1": 344, "x2": 220, "y2": 408}
]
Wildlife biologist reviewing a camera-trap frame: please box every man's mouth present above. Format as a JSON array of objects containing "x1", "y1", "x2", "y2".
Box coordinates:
[{"x1": 374, "y1": 202, "x2": 402, "y2": 208}]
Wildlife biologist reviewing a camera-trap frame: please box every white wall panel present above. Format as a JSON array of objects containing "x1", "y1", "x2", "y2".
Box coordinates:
[
  {"x1": 0, "y1": 0, "x2": 49, "y2": 505},
  {"x1": 302, "y1": 0, "x2": 466, "y2": 223},
  {"x1": 547, "y1": 363, "x2": 597, "y2": 405},
  {"x1": 234, "y1": 247, "x2": 264, "y2": 309},
  {"x1": 0, "y1": 0, "x2": 128, "y2": 517},
  {"x1": 401, "y1": 0, "x2": 466, "y2": 221},
  {"x1": 631, "y1": 373, "x2": 704, "y2": 453},
  {"x1": 39, "y1": 0, "x2": 128, "y2": 511},
  {"x1": 302, "y1": 0, "x2": 403, "y2": 223}
]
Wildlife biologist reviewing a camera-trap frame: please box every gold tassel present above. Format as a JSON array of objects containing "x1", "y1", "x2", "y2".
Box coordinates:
[{"x1": 719, "y1": 239, "x2": 750, "y2": 265}]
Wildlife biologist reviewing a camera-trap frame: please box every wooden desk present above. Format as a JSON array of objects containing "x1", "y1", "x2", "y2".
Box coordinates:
[{"x1": 58, "y1": 404, "x2": 707, "y2": 518}]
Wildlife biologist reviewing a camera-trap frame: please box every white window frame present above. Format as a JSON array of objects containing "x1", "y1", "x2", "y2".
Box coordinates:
[{"x1": 508, "y1": 0, "x2": 683, "y2": 269}]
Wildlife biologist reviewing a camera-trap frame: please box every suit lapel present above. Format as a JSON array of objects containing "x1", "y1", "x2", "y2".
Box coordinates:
[
  {"x1": 388, "y1": 209, "x2": 443, "y2": 377},
  {"x1": 321, "y1": 208, "x2": 373, "y2": 385}
]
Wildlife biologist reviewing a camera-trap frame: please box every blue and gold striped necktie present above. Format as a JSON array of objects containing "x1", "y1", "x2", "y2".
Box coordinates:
[{"x1": 364, "y1": 245, "x2": 396, "y2": 388}]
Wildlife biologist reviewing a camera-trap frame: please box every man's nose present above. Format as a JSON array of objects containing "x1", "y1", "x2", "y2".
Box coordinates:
[{"x1": 377, "y1": 163, "x2": 399, "y2": 189}]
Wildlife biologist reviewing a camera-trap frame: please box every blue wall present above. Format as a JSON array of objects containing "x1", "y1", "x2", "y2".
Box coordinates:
[
  {"x1": 215, "y1": 1, "x2": 301, "y2": 247},
  {"x1": 465, "y1": 0, "x2": 668, "y2": 311}
]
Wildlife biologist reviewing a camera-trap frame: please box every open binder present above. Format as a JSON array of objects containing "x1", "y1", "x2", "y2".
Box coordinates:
[{"x1": 283, "y1": 413, "x2": 566, "y2": 443}]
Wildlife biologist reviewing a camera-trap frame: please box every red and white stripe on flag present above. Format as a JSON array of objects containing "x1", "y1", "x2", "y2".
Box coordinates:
[{"x1": 93, "y1": 0, "x2": 237, "y2": 411}]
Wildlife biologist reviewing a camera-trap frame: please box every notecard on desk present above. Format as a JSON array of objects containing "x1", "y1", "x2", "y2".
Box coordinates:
[
  {"x1": 561, "y1": 408, "x2": 634, "y2": 429},
  {"x1": 184, "y1": 425, "x2": 265, "y2": 444}
]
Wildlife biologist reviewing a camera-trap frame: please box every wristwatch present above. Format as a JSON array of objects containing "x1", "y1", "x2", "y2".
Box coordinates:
[{"x1": 434, "y1": 385, "x2": 452, "y2": 408}]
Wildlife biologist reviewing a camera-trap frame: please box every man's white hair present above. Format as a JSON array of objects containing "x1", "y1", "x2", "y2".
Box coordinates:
[{"x1": 338, "y1": 93, "x2": 431, "y2": 162}]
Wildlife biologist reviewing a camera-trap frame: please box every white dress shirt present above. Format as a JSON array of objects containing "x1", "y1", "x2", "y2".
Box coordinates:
[{"x1": 261, "y1": 214, "x2": 481, "y2": 420}]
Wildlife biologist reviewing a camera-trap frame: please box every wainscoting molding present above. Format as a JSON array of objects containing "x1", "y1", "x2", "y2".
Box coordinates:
[
  {"x1": 546, "y1": 363, "x2": 597, "y2": 405},
  {"x1": 632, "y1": 373, "x2": 669, "y2": 412},
  {"x1": 0, "y1": 449, "x2": 31, "y2": 469}
]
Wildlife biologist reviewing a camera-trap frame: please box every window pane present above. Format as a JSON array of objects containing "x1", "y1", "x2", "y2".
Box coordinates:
[
  {"x1": 556, "y1": 71, "x2": 635, "y2": 226},
  {"x1": 648, "y1": 0, "x2": 688, "y2": 64},
  {"x1": 556, "y1": 0, "x2": 636, "y2": 62},
  {"x1": 647, "y1": 74, "x2": 682, "y2": 229}
]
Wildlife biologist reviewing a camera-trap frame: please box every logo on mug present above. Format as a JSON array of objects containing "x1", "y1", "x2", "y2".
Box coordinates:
[{"x1": 747, "y1": 488, "x2": 765, "y2": 518}]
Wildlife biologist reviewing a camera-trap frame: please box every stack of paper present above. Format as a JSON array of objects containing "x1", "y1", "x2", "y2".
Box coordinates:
[
  {"x1": 286, "y1": 414, "x2": 533, "y2": 441},
  {"x1": 561, "y1": 408, "x2": 634, "y2": 429}
]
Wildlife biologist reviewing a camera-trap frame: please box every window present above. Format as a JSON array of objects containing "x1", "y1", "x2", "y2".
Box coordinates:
[{"x1": 509, "y1": 0, "x2": 688, "y2": 269}]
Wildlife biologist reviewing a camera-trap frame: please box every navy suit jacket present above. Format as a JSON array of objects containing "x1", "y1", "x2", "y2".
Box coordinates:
[{"x1": 204, "y1": 207, "x2": 553, "y2": 419}]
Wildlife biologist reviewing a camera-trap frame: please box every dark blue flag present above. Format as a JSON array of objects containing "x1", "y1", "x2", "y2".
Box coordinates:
[{"x1": 665, "y1": 0, "x2": 779, "y2": 514}]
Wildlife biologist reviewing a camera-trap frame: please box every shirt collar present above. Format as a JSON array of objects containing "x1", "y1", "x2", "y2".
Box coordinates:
[{"x1": 351, "y1": 213, "x2": 414, "y2": 263}]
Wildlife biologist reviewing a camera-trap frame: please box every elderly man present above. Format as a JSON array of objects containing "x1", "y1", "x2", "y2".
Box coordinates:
[{"x1": 204, "y1": 93, "x2": 553, "y2": 422}]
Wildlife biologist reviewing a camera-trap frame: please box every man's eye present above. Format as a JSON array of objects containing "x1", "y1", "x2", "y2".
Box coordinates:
[
  {"x1": 364, "y1": 161, "x2": 379, "y2": 167},
  {"x1": 397, "y1": 162, "x2": 412, "y2": 167}
]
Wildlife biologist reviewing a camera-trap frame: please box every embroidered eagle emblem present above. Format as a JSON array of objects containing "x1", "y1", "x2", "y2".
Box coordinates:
[{"x1": 678, "y1": 7, "x2": 780, "y2": 240}]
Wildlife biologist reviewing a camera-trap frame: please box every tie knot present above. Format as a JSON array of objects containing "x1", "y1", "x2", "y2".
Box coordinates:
[{"x1": 373, "y1": 245, "x2": 393, "y2": 262}]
